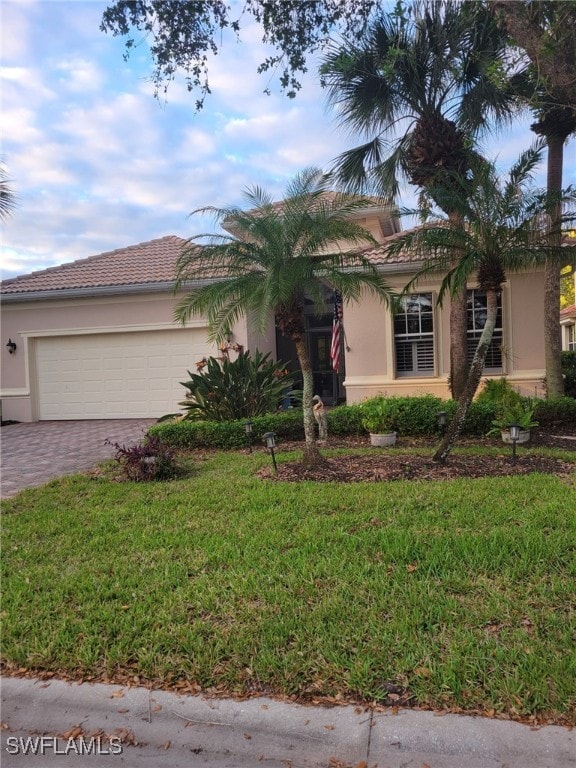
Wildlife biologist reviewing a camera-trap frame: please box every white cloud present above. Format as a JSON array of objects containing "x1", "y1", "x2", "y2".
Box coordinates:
[
  {"x1": 0, "y1": 1, "x2": 36, "y2": 61},
  {"x1": 1, "y1": 0, "x2": 574, "y2": 284},
  {"x1": 54, "y1": 56, "x2": 105, "y2": 93}
]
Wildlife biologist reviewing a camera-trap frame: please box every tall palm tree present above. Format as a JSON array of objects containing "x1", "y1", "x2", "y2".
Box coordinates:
[
  {"x1": 322, "y1": 0, "x2": 521, "y2": 399},
  {"x1": 174, "y1": 168, "x2": 393, "y2": 466},
  {"x1": 387, "y1": 144, "x2": 576, "y2": 461},
  {"x1": 490, "y1": 0, "x2": 576, "y2": 396},
  {"x1": 533, "y1": 104, "x2": 576, "y2": 396}
]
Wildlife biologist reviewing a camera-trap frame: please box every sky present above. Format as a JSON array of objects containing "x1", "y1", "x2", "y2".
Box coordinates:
[{"x1": 1, "y1": 0, "x2": 574, "y2": 282}]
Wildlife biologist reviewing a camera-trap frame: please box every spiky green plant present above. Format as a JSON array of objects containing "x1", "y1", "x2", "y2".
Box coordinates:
[{"x1": 179, "y1": 350, "x2": 298, "y2": 421}]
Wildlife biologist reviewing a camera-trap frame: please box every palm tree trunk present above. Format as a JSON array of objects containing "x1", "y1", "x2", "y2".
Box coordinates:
[
  {"x1": 293, "y1": 338, "x2": 324, "y2": 467},
  {"x1": 434, "y1": 288, "x2": 499, "y2": 462},
  {"x1": 449, "y1": 287, "x2": 469, "y2": 399},
  {"x1": 448, "y1": 211, "x2": 469, "y2": 399},
  {"x1": 544, "y1": 133, "x2": 565, "y2": 398}
]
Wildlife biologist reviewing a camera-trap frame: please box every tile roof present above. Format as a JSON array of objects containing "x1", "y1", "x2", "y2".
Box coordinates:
[
  {"x1": 1, "y1": 225, "x2": 420, "y2": 300},
  {"x1": 1, "y1": 236, "x2": 188, "y2": 296},
  {"x1": 360, "y1": 226, "x2": 433, "y2": 266},
  {"x1": 560, "y1": 304, "x2": 576, "y2": 317}
]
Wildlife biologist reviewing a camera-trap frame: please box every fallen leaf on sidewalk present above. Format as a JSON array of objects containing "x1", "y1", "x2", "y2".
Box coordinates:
[
  {"x1": 111, "y1": 690, "x2": 125, "y2": 699},
  {"x1": 243, "y1": 733, "x2": 252, "y2": 740},
  {"x1": 110, "y1": 727, "x2": 137, "y2": 746},
  {"x1": 162, "y1": 741, "x2": 171, "y2": 750},
  {"x1": 324, "y1": 724, "x2": 335, "y2": 730}
]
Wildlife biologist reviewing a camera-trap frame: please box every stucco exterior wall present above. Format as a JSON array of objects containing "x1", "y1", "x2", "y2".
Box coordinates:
[
  {"x1": 1, "y1": 264, "x2": 547, "y2": 421},
  {"x1": 0, "y1": 290, "x2": 253, "y2": 421},
  {"x1": 342, "y1": 269, "x2": 546, "y2": 403}
]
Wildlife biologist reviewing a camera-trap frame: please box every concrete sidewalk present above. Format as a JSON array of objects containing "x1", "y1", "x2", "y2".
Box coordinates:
[{"x1": 1, "y1": 677, "x2": 574, "y2": 768}]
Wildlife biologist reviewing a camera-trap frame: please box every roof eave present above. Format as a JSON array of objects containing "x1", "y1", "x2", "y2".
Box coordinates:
[{"x1": 1, "y1": 278, "x2": 214, "y2": 304}]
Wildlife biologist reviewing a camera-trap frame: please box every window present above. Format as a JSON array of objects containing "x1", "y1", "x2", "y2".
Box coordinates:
[
  {"x1": 568, "y1": 324, "x2": 576, "y2": 351},
  {"x1": 467, "y1": 290, "x2": 503, "y2": 370},
  {"x1": 394, "y1": 293, "x2": 435, "y2": 376}
]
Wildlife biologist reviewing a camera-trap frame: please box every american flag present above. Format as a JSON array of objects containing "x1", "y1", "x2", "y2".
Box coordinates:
[{"x1": 330, "y1": 291, "x2": 343, "y2": 373}]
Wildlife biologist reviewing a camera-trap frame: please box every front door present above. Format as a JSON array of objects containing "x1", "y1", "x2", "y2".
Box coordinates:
[{"x1": 308, "y1": 325, "x2": 341, "y2": 404}]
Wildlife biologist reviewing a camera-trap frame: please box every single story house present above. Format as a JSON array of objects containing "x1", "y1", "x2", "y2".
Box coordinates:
[{"x1": 1, "y1": 203, "x2": 547, "y2": 422}]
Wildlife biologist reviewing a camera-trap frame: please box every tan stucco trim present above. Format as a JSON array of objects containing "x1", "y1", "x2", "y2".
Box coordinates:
[
  {"x1": 19, "y1": 320, "x2": 207, "y2": 339},
  {"x1": 345, "y1": 375, "x2": 447, "y2": 388},
  {"x1": 1, "y1": 388, "x2": 30, "y2": 397}
]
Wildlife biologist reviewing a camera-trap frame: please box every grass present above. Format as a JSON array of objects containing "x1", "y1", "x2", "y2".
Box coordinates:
[{"x1": 2, "y1": 446, "x2": 576, "y2": 724}]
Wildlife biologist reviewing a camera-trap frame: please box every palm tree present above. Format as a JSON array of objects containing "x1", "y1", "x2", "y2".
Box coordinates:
[
  {"x1": 490, "y1": 1, "x2": 576, "y2": 396},
  {"x1": 0, "y1": 160, "x2": 17, "y2": 221},
  {"x1": 533, "y1": 104, "x2": 576, "y2": 396},
  {"x1": 387, "y1": 144, "x2": 576, "y2": 461},
  {"x1": 322, "y1": 0, "x2": 521, "y2": 399},
  {"x1": 174, "y1": 168, "x2": 393, "y2": 466}
]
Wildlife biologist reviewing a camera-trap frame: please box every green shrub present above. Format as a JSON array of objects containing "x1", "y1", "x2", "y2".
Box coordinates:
[
  {"x1": 360, "y1": 398, "x2": 404, "y2": 433},
  {"x1": 327, "y1": 404, "x2": 364, "y2": 435},
  {"x1": 179, "y1": 350, "x2": 298, "y2": 421},
  {"x1": 462, "y1": 401, "x2": 497, "y2": 436},
  {"x1": 148, "y1": 395, "x2": 538, "y2": 449},
  {"x1": 359, "y1": 395, "x2": 448, "y2": 436},
  {"x1": 105, "y1": 435, "x2": 180, "y2": 481},
  {"x1": 561, "y1": 351, "x2": 576, "y2": 399},
  {"x1": 149, "y1": 409, "x2": 304, "y2": 450},
  {"x1": 476, "y1": 377, "x2": 521, "y2": 407},
  {"x1": 533, "y1": 396, "x2": 576, "y2": 429}
]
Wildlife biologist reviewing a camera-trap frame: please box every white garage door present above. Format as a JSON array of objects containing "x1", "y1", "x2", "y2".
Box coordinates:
[{"x1": 35, "y1": 329, "x2": 215, "y2": 420}]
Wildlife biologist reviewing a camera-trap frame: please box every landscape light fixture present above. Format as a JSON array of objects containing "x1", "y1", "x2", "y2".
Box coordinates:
[
  {"x1": 262, "y1": 431, "x2": 278, "y2": 472},
  {"x1": 437, "y1": 410, "x2": 447, "y2": 432},
  {"x1": 6, "y1": 339, "x2": 17, "y2": 355},
  {"x1": 244, "y1": 420, "x2": 253, "y2": 453},
  {"x1": 508, "y1": 422, "x2": 521, "y2": 462}
]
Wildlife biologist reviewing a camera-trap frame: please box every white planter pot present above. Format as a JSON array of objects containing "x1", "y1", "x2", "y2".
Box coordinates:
[
  {"x1": 501, "y1": 429, "x2": 531, "y2": 445},
  {"x1": 369, "y1": 432, "x2": 397, "y2": 447}
]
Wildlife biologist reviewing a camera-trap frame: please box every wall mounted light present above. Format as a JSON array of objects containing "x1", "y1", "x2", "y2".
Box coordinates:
[{"x1": 6, "y1": 339, "x2": 17, "y2": 355}]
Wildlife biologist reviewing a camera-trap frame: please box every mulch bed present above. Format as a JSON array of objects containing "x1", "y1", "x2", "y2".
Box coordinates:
[{"x1": 258, "y1": 430, "x2": 576, "y2": 483}]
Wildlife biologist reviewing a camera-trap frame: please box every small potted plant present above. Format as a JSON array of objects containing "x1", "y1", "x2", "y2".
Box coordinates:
[
  {"x1": 488, "y1": 399, "x2": 539, "y2": 444},
  {"x1": 361, "y1": 397, "x2": 402, "y2": 447}
]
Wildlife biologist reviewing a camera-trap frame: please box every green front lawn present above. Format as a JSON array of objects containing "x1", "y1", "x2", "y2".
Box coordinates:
[{"x1": 2, "y1": 447, "x2": 575, "y2": 723}]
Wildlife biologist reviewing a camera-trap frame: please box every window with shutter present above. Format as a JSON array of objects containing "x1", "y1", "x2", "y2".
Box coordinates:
[
  {"x1": 394, "y1": 293, "x2": 435, "y2": 377},
  {"x1": 466, "y1": 290, "x2": 503, "y2": 371}
]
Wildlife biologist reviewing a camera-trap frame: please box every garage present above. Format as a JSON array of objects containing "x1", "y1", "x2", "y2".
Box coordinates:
[
  {"x1": 35, "y1": 328, "x2": 214, "y2": 420},
  {"x1": 1, "y1": 235, "x2": 258, "y2": 423}
]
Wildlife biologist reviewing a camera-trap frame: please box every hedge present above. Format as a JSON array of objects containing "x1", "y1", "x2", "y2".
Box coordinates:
[
  {"x1": 149, "y1": 408, "x2": 304, "y2": 450},
  {"x1": 533, "y1": 396, "x2": 576, "y2": 429},
  {"x1": 149, "y1": 397, "x2": 495, "y2": 449},
  {"x1": 148, "y1": 396, "x2": 575, "y2": 450}
]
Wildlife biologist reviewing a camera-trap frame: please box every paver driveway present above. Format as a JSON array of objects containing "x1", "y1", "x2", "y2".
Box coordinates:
[{"x1": 0, "y1": 419, "x2": 155, "y2": 498}]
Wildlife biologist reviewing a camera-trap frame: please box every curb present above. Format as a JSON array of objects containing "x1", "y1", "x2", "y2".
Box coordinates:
[{"x1": 1, "y1": 677, "x2": 574, "y2": 767}]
